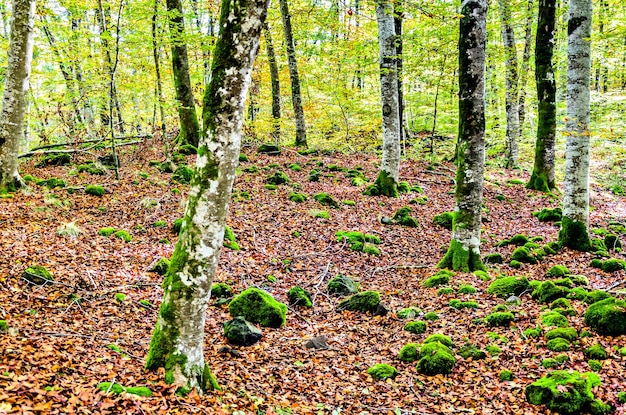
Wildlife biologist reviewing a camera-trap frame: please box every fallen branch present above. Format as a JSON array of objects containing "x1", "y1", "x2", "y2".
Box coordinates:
[{"x1": 19, "y1": 139, "x2": 146, "y2": 158}]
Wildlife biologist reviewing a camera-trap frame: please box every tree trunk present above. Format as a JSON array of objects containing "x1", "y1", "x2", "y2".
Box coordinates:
[
  {"x1": 517, "y1": 0, "x2": 534, "y2": 138},
  {"x1": 370, "y1": 0, "x2": 400, "y2": 197},
  {"x1": 498, "y1": 0, "x2": 519, "y2": 169},
  {"x1": 0, "y1": 0, "x2": 35, "y2": 193},
  {"x1": 438, "y1": 0, "x2": 487, "y2": 272},
  {"x1": 394, "y1": 2, "x2": 404, "y2": 153},
  {"x1": 527, "y1": 0, "x2": 556, "y2": 192},
  {"x1": 153, "y1": 0, "x2": 174, "y2": 170},
  {"x1": 146, "y1": 0, "x2": 269, "y2": 393},
  {"x1": 166, "y1": 0, "x2": 200, "y2": 148},
  {"x1": 264, "y1": 22, "x2": 281, "y2": 141},
  {"x1": 279, "y1": 0, "x2": 307, "y2": 147},
  {"x1": 189, "y1": 0, "x2": 212, "y2": 87},
  {"x1": 559, "y1": 0, "x2": 592, "y2": 251}
]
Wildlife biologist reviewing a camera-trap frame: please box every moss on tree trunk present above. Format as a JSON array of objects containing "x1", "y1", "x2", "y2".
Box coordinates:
[{"x1": 558, "y1": 216, "x2": 591, "y2": 251}]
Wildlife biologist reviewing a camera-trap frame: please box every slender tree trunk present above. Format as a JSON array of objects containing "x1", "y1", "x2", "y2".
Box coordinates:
[
  {"x1": 166, "y1": 0, "x2": 200, "y2": 147},
  {"x1": 394, "y1": 2, "x2": 404, "y2": 153},
  {"x1": 189, "y1": 0, "x2": 211, "y2": 87},
  {"x1": 527, "y1": 0, "x2": 556, "y2": 192},
  {"x1": 438, "y1": 0, "x2": 487, "y2": 272},
  {"x1": 264, "y1": 22, "x2": 281, "y2": 141},
  {"x1": 153, "y1": 0, "x2": 174, "y2": 170},
  {"x1": 0, "y1": 0, "x2": 35, "y2": 192},
  {"x1": 279, "y1": 0, "x2": 307, "y2": 147},
  {"x1": 559, "y1": 0, "x2": 592, "y2": 251},
  {"x1": 146, "y1": 0, "x2": 269, "y2": 392},
  {"x1": 367, "y1": 0, "x2": 400, "y2": 198},
  {"x1": 70, "y1": 16, "x2": 95, "y2": 136},
  {"x1": 517, "y1": 0, "x2": 534, "y2": 138},
  {"x1": 498, "y1": 0, "x2": 519, "y2": 169}
]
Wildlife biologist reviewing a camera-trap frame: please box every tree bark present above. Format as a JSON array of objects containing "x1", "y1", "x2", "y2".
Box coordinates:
[
  {"x1": 146, "y1": 0, "x2": 269, "y2": 393},
  {"x1": 279, "y1": 0, "x2": 307, "y2": 147},
  {"x1": 370, "y1": 0, "x2": 400, "y2": 197},
  {"x1": 559, "y1": 0, "x2": 592, "y2": 251},
  {"x1": 498, "y1": 0, "x2": 520, "y2": 169},
  {"x1": 527, "y1": 0, "x2": 556, "y2": 192},
  {"x1": 0, "y1": 0, "x2": 35, "y2": 192},
  {"x1": 153, "y1": 0, "x2": 174, "y2": 169},
  {"x1": 264, "y1": 22, "x2": 281, "y2": 141},
  {"x1": 517, "y1": 0, "x2": 534, "y2": 138},
  {"x1": 166, "y1": 0, "x2": 200, "y2": 147},
  {"x1": 438, "y1": 0, "x2": 487, "y2": 272}
]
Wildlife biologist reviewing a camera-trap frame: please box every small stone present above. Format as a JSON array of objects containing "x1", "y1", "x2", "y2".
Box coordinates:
[
  {"x1": 304, "y1": 336, "x2": 328, "y2": 350},
  {"x1": 223, "y1": 316, "x2": 262, "y2": 346},
  {"x1": 506, "y1": 295, "x2": 521, "y2": 305}
]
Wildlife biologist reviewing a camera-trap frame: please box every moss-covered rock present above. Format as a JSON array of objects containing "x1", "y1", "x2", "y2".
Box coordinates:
[
  {"x1": 313, "y1": 192, "x2": 339, "y2": 208},
  {"x1": 223, "y1": 316, "x2": 262, "y2": 346},
  {"x1": 397, "y1": 307, "x2": 421, "y2": 319},
  {"x1": 532, "y1": 281, "x2": 571, "y2": 304},
  {"x1": 510, "y1": 247, "x2": 538, "y2": 264},
  {"x1": 550, "y1": 297, "x2": 572, "y2": 310},
  {"x1": 150, "y1": 257, "x2": 170, "y2": 276},
  {"x1": 172, "y1": 166, "x2": 193, "y2": 184},
  {"x1": 533, "y1": 207, "x2": 563, "y2": 222},
  {"x1": 258, "y1": 143, "x2": 281, "y2": 154},
  {"x1": 308, "y1": 169, "x2": 320, "y2": 182},
  {"x1": 525, "y1": 370, "x2": 601, "y2": 415},
  {"x1": 97, "y1": 382, "x2": 153, "y2": 397},
  {"x1": 98, "y1": 227, "x2": 116, "y2": 237},
  {"x1": 583, "y1": 344, "x2": 607, "y2": 360},
  {"x1": 486, "y1": 276, "x2": 530, "y2": 298},
  {"x1": 485, "y1": 311, "x2": 515, "y2": 327},
  {"x1": 392, "y1": 206, "x2": 419, "y2": 227},
  {"x1": 604, "y1": 234, "x2": 622, "y2": 251},
  {"x1": 584, "y1": 297, "x2": 626, "y2": 336},
  {"x1": 423, "y1": 269, "x2": 453, "y2": 288},
  {"x1": 423, "y1": 333, "x2": 454, "y2": 348},
  {"x1": 404, "y1": 321, "x2": 427, "y2": 334},
  {"x1": 398, "y1": 343, "x2": 420, "y2": 362},
  {"x1": 114, "y1": 230, "x2": 132, "y2": 242},
  {"x1": 483, "y1": 253, "x2": 504, "y2": 264},
  {"x1": 545, "y1": 327, "x2": 577, "y2": 342},
  {"x1": 499, "y1": 370, "x2": 514, "y2": 381},
  {"x1": 432, "y1": 212, "x2": 453, "y2": 230},
  {"x1": 287, "y1": 286, "x2": 312, "y2": 308},
  {"x1": 458, "y1": 343, "x2": 487, "y2": 360},
  {"x1": 524, "y1": 327, "x2": 542, "y2": 338},
  {"x1": 326, "y1": 275, "x2": 357, "y2": 296},
  {"x1": 288, "y1": 192, "x2": 307, "y2": 203},
  {"x1": 416, "y1": 341, "x2": 456, "y2": 375},
  {"x1": 583, "y1": 290, "x2": 612, "y2": 305},
  {"x1": 211, "y1": 283, "x2": 233, "y2": 300},
  {"x1": 22, "y1": 265, "x2": 53, "y2": 285},
  {"x1": 338, "y1": 291, "x2": 381, "y2": 313},
  {"x1": 85, "y1": 185, "x2": 105, "y2": 196},
  {"x1": 541, "y1": 311, "x2": 569, "y2": 327},
  {"x1": 424, "y1": 311, "x2": 439, "y2": 321},
  {"x1": 546, "y1": 265, "x2": 570, "y2": 278},
  {"x1": 438, "y1": 287, "x2": 455, "y2": 296},
  {"x1": 265, "y1": 171, "x2": 290, "y2": 185},
  {"x1": 228, "y1": 287, "x2": 287, "y2": 328},
  {"x1": 457, "y1": 284, "x2": 477, "y2": 294},
  {"x1": 367, "y1": 363, "x2": 398, "y2": 380},
  {"x1": 601, "y1": 258, "x2": 626, "y2": 273}
]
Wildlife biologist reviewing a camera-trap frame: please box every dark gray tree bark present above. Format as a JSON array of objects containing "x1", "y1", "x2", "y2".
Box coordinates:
[
  {"x1": 264, "y1": 22, "x2": 281, "y2": 141},
  {"x1": 438, "y1": 0, "x2": 487, "y2": 272},
  {"x1": 498, "y1": 0, "x2": 519, "y2": 169},
  {"x1": 517, "y1": 0, "x2": 535, "y2": 138},
  {"x1": 146, "y1": 0, "x2": 270, "y2": 393}
]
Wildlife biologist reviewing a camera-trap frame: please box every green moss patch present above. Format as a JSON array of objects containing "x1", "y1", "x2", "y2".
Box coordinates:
[
  {"x1": 326, "y1": 275, "x2": 357, "y2": 296},
  {"x1": 265, "y1": 171, "x2": 290, "y2": 186},
  {"x1": 485, "y1": 311, "x2": 515, "y2": 327},
  {"x1": 541, "y1": 311, "x2": 569, "y2": 328},
  {"x1": 172, "y1": 166, "x2": 194, "y2": 184},
  {"x1": 510, "y1": 247, "x2": 538, "y2": 264},
  {"x1": 546, "y1": 265, "x2": 570, "y2": 278},
  {"x1": 416, "y1": 341, "x2": 456, "y2": 375},
  {"x1": 404, "y1": 321, "x2": 427, "y2": 334},
  {"x1": 338, "y1": 291, "x2": 381, "y2": 313},
  {"x1": 114, "y1": 230, "x2": 132, "y2": 242},
  {"x1": 432, "y1": 212, "x2": 453, "y2": 230},
  {"x1": 398, "y1": 343, "x2": 420, "y2": 362},
  {"x1": 211, "y1": 283, "x2": 233, "y2": 300},
  {"x1": 583, "y1": 290, "x2": 612, "y2": 304},
  {"x1": 533, "y1": 207, "x2": 563, "y2": 222},
  {"x1": 228, "y1": 288, "x2": 287, "y2": 328},
  {"x1": 496, "y1": 234, "x2": 530, "y2": 247},
  {"x1": 223, "y1": 226, "x2": 239, "y2": 251},
  {"x1": 525, "y1": 370, "x2": 602, "y2": 415},
  {"x1": 287, "y1": 286, "x2": 312, "y2": 308},
  {"x1": 483, "y1": 253, "x2": 504, "y2": 264},
  {"x1": 601, "y1": 258, "x2": 626, "y2": 273},
  {"x1": 85, "y1": 185, "x2": 105, "y2": 196},
  {"x1": 584, "y1": 297, "x2": 626, "y2": 336},
  {"x1": 545, "y1": 328, "x2": 577, "y2": 342},
  {"x1": 313, "y1": 192, "x2": 339, "y2": 208},
  {"x1": 22, "y1": 265, "x2": 53, "y2": 285},
  {"x1": 532, "y1": 281, "x2": 571, "y2": 304},
  {"x1": 367, "y1": 363, "x2": 397, "y2": 380},
  {"x1": 288, "y1": 192, "x2": 307, "y2": 203},
  {"x1": 583, "y1": 344, "x2": 607, "y2": 360},
  {"x1": 423, "y1": 269, "x2": 453, "y2": 288},
  {"x1": 97, "y1": 382, "x2": 152, "y2": 397},
  {"x1": 486, "y1": 276, "x2": 530, "y2": 298},
  {"x1": 98, "y1": 227, "x2": 116, "y2": 237},
  {"x1": 458, "y1": 343, "x2": 487, "y2": 360},
  {"x1": 392, "y1": 206, "x2": 419, "y2": 227},
  {"x1": 397, "y1": 307, "x2": 421, "y2": 319}
]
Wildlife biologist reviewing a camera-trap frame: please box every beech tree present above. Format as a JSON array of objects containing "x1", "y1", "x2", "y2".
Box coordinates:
[
  {"x1": 166, "y1": 0, "x2": 201, "y2": 147},
  {"x1": 438, "y1": 0, "x2": 487, "y2": 272},
  {"x1": 527, "y1": 0, "x2": 556, "y2": 192},
  {"x1": 0, "y1": 0, "x2": 35, "y2": 193},
  {"x1": 145, "y1": 0, "x2": 269, "y2": 392},
  {"x1": 559, "y1": 0, "x2": 592, "y2": 251},
  {"x1": 365, "y1": 0, "x2": 401, "y2": 197}
]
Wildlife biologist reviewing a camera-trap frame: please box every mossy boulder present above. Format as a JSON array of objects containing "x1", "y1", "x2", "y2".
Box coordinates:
[
  {"x1": 500, "y1": 370, "x2": 514, "y2": 381},
  {"x1": 172, "y1": 166, "x2": 193, "y2": 184},
  {"x1": 398, "y1": 343, "x2": 420, "y2": 362},
  {"x1": 432, "y1": 212, "x2": 453, "y2": 230},
  {"x1": 338, "y1": 291, "x2": 381, "y2": 313},
  {"x1": 150, "y1": 257, "x2": 170, "y2": 276},
  {"x1": 85, "y1": 185, "x2": 105, "y2": 196},
  {"x1": 485, "y1": 311, "x2": 515, "y2": 327},
  {"x1": 546, "y1": 265, "x2": 570, "y2": 278},
  {"x1": 266, "y1": 171, "x2": 290, "y2": 185},
  {"x1": 392, "y1": 206, "x2": 419, "y2": 227},
  {"x1": 416, "y1": 341, "x2": 456, "y2": 375},
  {"x1": 397, "y1": 307, "x2": 421, "y2": 319},
  {"x1": 327, "y1": 275, "x2": 357, "y2": 296},
  {"x1": 114, "y1": 230, "x2": 132, "y2": 242},
  {"x1": 223, "y1": 316, "x2": 262, "y2": 346},
  {"x1": 604, "y1": 234, "x2": 622, "y2": 251},
  {"x1": 423, "y1": 333, "x2": 453, "y2": 348},
  {"x1": 313, "y1": 192, "x2": 339, "y2": 208},
  {"x1": 404, "y1": 320, "x2": 427, "y2": 334},
  {"x1": 483, "y1": 253, "x2": 504, "y2": 264},
  {"x1": 510, "y1": 247, "x2": 538, "y2": 264},
  {"x1": 458, "y1": 343, "x2": 487, "y2": 360},
  {"x1": 532, "y1": 281, "x2": 571, "y2": 304},
  {"x1": 541, "y1": 311, "x2": 569, "y2": 327},
  {"x1": 211, "y1": 283, "x2": 233, "y2": 299},
  {"x1": 258, "y1": 143, "x2": 281, "y2": 154},
  {"x1": 98, "y1": 227, "x2": 116, "y2": 237},
  {"x1": 288, "y1": 192, "x2": 307, "y2": 203},
  {"x1": 601, "y1": 258, "x2": 626, "y2": 273},
  {"x1": 583, "y1": 344, "x2": 607, "y2": 360},
  {"x1": 287, "y1": 286, "x2": 312, "y2": 307},
  {"x1": 228, "y1": 287, "x2": 287, "y2": 328},
  {"x1": 545, "y1": 328, "x2": 578, "y2": 342},
  {"x1": 423, "y1": 269, "x2": 453, "y2": 288},
  {"x1": 583, "y1": 290, "x2": 612, "y2": 305},
  {"x1": 525, "y1": 370, "x2": 602, "y2": 415},
  {"x1": 22, "y1": 265, "x2": 53, "y2": 285},
  {"x1": 367, "y1": 363, "x2": 398, "y2": 380},
  {"x1": 533, "y1": 207, "x2": 563, "y2": 222},
  {"x1": 486, "y1": 276, "x2": 530, "y2": 298},
  {"x1": 584, "y1": 297, "x2": 626, "y2": 336}
]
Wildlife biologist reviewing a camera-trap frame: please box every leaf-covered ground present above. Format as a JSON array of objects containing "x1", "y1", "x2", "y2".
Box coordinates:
[{"x1": 1, "y1": 141, "x2": 625, "y2": 414}]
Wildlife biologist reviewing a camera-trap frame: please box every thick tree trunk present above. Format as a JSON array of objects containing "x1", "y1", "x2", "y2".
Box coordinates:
[
  {"x1": 517, "y1": 0, "x2": 534, "y2": 138},
  {"x1": 279, "y1": 0, "x2": 307, "y2": 147},
  {"x1": 166, "y1": 0, "x2": 200, "y2": 148},
  {"x1": 527, "y1": 0, "x2": 556, "y2": 192},
  {"x1": 264, "y1": 22, "x2": 281, "y2": 141},
  {"x1": 369, "y1": 0, "x2": 400, "y2": 197},
  {"x1": 146, "y1": 0, "x2": 269, "y2": 393},
  {"x1": 0, "y1": 0, "x2": 35, "y2": 192},
  {"x1": 559, "y1": 0, "x2": 592, "y2": 251},
  {"x1": 438, "y1": 0, "x2": 487, "y2": 272},
  {"x1": 498, "y1": 0, "x2": 519, "y2": 169}
]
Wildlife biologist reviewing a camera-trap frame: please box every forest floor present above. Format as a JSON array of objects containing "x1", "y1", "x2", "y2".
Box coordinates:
[{"x1": 0, "y1": 139, "x2": 625, "y2": 415}]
